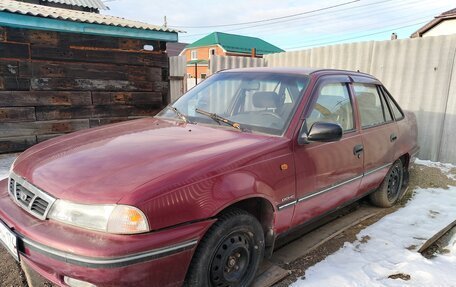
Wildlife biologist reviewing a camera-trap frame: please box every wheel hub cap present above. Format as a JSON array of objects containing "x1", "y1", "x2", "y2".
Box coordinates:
[{"x1": 210, "y1": 233, "x2": 252, "y2": 286}]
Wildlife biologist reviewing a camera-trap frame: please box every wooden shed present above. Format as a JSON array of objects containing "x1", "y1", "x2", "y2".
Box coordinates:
[{"x1": 0, "y1": 0, "x2": 180, "y2": 153}]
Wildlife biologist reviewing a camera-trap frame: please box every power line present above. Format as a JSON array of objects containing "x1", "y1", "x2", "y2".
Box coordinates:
[
  {"x1": 286, "y1": 20, "x2": 429, "y2": 50},
  {"x1": 179, "y1": 0, "x2": 436, "y2": 47},
  {"x1": 249, "y1": 0, "x2": 434, "y2": 38},
  {"x1": 281, "y1": 10, "x2": 439, "y2": 48},
  {"x1": 220, "y1": 0, "x2": 423, "y2": 35},
  {"x1": 178, "y1": 0, "x2": 403, "y2": 38},
  {"x1": 171, "y1": 0, "x2": 360, "y2": 29}
]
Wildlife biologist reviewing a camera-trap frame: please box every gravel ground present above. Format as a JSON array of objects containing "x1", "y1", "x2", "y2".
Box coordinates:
[{"x1": 0, "y1": 160, "x2": 454, "y2": 287}]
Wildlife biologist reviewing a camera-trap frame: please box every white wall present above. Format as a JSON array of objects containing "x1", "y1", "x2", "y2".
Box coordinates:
[{"x1": 423, "y1": 19, "x2": 456, "y2": 37}]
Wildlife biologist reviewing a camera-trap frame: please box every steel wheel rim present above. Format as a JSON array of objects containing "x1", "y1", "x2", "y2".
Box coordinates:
[
  {"x1": 209, "y1": 232, "x2": 253, "y2": 287},
  {"x1": 387, "y1": 164, "x2": 402, "y2": 201}
]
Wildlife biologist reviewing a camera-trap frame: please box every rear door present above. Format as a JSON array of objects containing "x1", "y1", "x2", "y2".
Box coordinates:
[
  {"x1": 350, "y1": 77, "x2": 397, "y2": 195},
  {"x1": 291, "y1": 75, "x2": 364, "y2": 226}
]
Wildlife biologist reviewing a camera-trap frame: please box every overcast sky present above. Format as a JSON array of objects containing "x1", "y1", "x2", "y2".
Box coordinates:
[{"x1": 105, "y1": 0, "x2": 455, "y2": 50}]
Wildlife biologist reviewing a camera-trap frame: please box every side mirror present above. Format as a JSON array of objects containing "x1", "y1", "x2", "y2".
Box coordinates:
[{"x1": 298, "y1": 122, "x2": 343, "y2": 145}]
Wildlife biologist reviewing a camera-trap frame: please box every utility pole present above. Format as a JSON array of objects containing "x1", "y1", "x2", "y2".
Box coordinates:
[{"x1": 163, "y1": 16, "x2": 168, "y2": 28}]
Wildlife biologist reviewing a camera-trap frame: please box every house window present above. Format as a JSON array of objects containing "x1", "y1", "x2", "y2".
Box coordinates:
[
  {"x1": 209, "y1": 48, "x2": 216, "y2": 57},
  {"x1": 191, "y1": 50, "x2": 198, "y2": 60},
  {"x1": 201, "y1": 73, "x2": 207, "y2": 79}
]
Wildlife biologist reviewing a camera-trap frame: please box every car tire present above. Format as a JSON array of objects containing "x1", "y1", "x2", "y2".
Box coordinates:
[
  {"x1": 185, "y1": 208, "x2": 265, "y2": 287},
  {"x1": 369, "y1": 159, "x2": 404, "y2": 208}
]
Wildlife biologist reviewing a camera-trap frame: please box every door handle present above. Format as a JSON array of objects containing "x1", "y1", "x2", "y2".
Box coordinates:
[
  {"x1": 353, "y1": 144, "x2": 364, "y2": 158},
  {"x1": 390, "y1": 133, "x2": 397, "y2": 142}
]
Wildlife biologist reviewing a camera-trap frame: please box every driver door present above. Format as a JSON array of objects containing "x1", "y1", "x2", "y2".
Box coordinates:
[{"x1": 292, "y1": 76, "x2": 364, "y2": 226}]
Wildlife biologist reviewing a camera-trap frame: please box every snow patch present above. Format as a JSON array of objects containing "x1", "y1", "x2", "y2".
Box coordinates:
[{"x1": 293, "y1": 187, "x2": 456, "y2": 286}]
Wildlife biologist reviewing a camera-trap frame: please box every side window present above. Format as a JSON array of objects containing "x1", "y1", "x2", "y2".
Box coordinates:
[
  {"x1": 353, "y1": 83, "x2": 392, "y2": 128},
  {"x1": 209, "y1": 48, "x2": 216, "y2": 57},
  {"x1": 191, "y1": 50, "x2": 198, "y2": 60},
  {"x1": 307, "y1": 82, "x2": 354, "y2": 131},
  {"x1": 382, "y1": 87, "x2": 404, "y2": 120}
]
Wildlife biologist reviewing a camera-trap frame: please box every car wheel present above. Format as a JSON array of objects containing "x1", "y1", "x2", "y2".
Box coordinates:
[
  {"x1": 185, "y1": 208, "x2": 264, "y2": 287},
  {"x1": 369, "y1": 159, "x2": 404, "y2": 208}
]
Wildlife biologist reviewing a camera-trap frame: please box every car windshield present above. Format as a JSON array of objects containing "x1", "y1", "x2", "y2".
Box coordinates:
[{"x1": 157, "y1": 72, "x2": 310, "y2": 135}]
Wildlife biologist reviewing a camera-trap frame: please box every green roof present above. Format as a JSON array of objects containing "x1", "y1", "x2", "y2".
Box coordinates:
[{"x1": 186, "y1": 32, "x2": 284, "y2": 55}]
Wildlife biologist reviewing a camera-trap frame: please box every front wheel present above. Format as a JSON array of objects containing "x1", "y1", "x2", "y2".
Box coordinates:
[
  {"x1": 185, "y1": 209, "x2": 264, "y2": 287},
  {"x1": 369, "y1": 159, "x2": 404, "y2": 208}
]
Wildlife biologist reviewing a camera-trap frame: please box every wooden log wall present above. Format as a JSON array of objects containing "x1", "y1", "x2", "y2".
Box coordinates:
[{"x1": 0, "y1": 27, "x2": 169, "y2": 153}]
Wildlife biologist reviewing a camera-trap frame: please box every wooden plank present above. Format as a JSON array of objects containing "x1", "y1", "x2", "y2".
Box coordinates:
[
  {"x1": 36, "y1": 134, "x2": 64, "y2": 143},
  {"x1": 252, "y1": 264, "x2": 291, "y2": 287},
  {"x1": 271, "y1": 206, "x2": 383, "y2": 265},
  {"x1": 31, "y1": 46, "x2": 169, "y2": 67},
  {"x1": 0, "y1": 119, "x2": 90, "y2": 137},
  {"x1": 6, "y1": 28, "x2": 161, "y2": 51},
  {"x1": 418, "y1": 219, "x2": 456, "y2": 253},
  {"x1": 35, "y1": 105, "x2": 160, "y2": 121},
  {"x1": 0, "y1": 77, "x2": 31, "y2": 90},
  {"x1": 92, "y1": 92, "x2": 163, "y2": 105},
  {"x1": 30, "y1": 78, "x2": 156, "y2": 92},
  {"x1": 0, "y1": 60, "x2": 19, "y2": 77},
  {"x1": 0, "y1": 42, "x2": 30, "y2": 59},
  {"x1": 0, "y1": 27, "x2": 5, "y2": 42},
  {"x1": 89, "y1": 117, "x2": 145, "y2": 128},
  {"x1": 118, "y1": 39, "x2": 159, "y2": 51},
  {"x1": 19, "y1": 61, "x2": 162, "y2": 82},
  {"x1": 0, "y1": 107, "x2": 35, "y2": 123},
  {"x1": 5, "y1": 28, "x2": 58, "y2": 47},
  {"x1": 0, "y1": 136, "x2": 36, "y2": 153},
  {"x1": 0, "y1": 91, "x2": 91, "y2": 107}
]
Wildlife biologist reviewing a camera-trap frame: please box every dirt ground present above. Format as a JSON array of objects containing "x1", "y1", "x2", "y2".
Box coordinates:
[{"x1": 0, "y1": 163, "x2": 454, "y2": 287}]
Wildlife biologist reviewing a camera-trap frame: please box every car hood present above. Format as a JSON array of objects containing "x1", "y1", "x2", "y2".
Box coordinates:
[{"x1": 12, "y1": 118, "x2": 273, "y2": 204}]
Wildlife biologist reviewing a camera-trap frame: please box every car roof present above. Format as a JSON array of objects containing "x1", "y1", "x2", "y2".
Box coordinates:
[{"x1": 219, "y1": 67, "x2": 378, "y2": 81}]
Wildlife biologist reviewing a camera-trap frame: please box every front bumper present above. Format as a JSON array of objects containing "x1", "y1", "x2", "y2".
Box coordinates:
[{"x1": 0, "y1": 179, "x2": 214, "y2": 287}]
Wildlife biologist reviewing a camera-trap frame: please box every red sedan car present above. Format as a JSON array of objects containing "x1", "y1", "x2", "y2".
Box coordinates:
[{"x1": 0, "y1": 68, "x2": 418, "y2": 287}]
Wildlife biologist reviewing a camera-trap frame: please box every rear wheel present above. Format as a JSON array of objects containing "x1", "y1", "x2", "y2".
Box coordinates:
[
  {"x1": 185, "y1": 209, "x2": 264, "y2": 287},
  {"x1": 369, "y1": 159, "x2": 404, "y2": 208}
]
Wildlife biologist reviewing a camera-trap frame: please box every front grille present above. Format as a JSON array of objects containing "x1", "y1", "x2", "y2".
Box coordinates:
[
  {"x1": 8, "y1": 173, "x2": 56, "y2": 220},
  {"x1": 15, "y1": 183, "x2": 34, "y2": 207},
  {"x1": 8, "y1": 178, "x2": 15, "y2": 195},
  {"x1": 31, "y1": 198, "x2": 49, "y2": 216}
]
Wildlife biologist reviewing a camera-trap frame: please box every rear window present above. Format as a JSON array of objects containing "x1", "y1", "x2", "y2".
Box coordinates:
[
  {"x1": 353, "y1": 83, "x2": 393, "y2": 128},
  {"x1": 382, "y1": 87, "x2": 404, "y2": 120}
]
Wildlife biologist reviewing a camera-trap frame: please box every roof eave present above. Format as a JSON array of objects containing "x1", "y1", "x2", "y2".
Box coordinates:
[
  {"x1": 45, "y1": 0, "x2": 109, "y2": 11},
  {"x1": 225, "y1": 48, "x2": 283, "y2": 55},
  {"x1": 0, "y1": 11, "x2": 178, "y2": 42},
  {"x1": 409, "y1": 15, "x2": 456, "y2": 37}
]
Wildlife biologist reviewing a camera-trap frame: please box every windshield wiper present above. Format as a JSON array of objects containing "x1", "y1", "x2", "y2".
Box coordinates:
[
  {"x1": 167, "y1": 106, "x2": 190, "y2": 123},
  {"x1": 195, "y1": 108, "x2": 247, "y2": 132}
]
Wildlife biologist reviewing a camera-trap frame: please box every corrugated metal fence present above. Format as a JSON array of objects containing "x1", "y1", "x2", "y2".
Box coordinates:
[
  {"x1": 209, "y1": 55, "x2": 266, "y2": 73},
  {"x1": 169, "y1": 35, "x2": 456, "y2": 163},
  {"x1": 169, "y1": 56, "x2": 187, "y2": 102}
]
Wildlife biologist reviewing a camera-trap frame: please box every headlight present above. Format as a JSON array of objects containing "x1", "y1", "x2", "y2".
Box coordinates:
[{"x1": 48, "y1": 200, "x2": 149, "y2": 234}]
